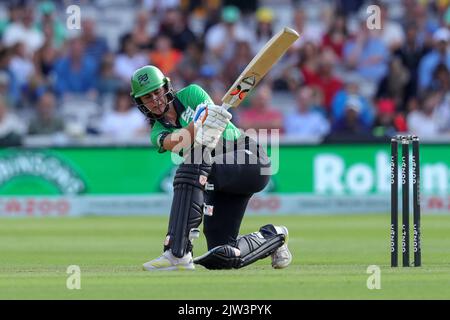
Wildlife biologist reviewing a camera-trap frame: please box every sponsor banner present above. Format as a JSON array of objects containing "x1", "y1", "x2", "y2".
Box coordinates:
[
  {"x1": 83, "y1": 195, "x2": 171, "y2": 215},
  {"x1": 0, "y1": 144, "x2": 449, "y2": 197},
  {"x1": 248, "y1": 194, "x2": 391, "y2": 214},
  {"x1": 1, "y1": 194, "x2": 448, "y2": 217},
  {"x1": 0, "y1": 197, "x2": 75, "y2": 217}
]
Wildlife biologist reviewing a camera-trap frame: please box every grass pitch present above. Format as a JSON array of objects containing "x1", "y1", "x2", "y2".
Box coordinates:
[{"x1": 1, "y1": 214, "x2": 450, "y2": 299}]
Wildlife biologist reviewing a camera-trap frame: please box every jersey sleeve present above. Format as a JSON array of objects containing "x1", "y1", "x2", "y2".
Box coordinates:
[
  {"x1": 150, "y1": 121, "x2": 171, "y2": 153},
  {"x1": 178, "y1": 84, "x2": 214, "y2": 111},
  {"x1": 177, "y1": 84, "x2": 242, "y2": 141}
]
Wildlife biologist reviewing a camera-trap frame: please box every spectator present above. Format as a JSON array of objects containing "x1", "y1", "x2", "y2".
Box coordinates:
[
  {"x1": 251, "y1": 7, "x2": 274, "y2": 55},
  {"x1": 372, "y1": 98, "x2": 406, "y2": 138},
  {"x1": 331, "y1": 96, "x2": 371, "y2": 136},
  {"x1": 0, "y1": 95, "x2": 25, "y2": 146},
  {"x1": 376, "y1": 56, "x2": 410, "y2": 111},
  {"x1": 81, "y1": 17, "x2": 109, "y2": 63},
  {"x1": 310, "y1": 86, "x2": 328, "y2": 116},
  {"x1": 273, "y1": 41, "x2": 317, "y2": 92},
  {"x1": 299, "y1": 41, "x2": 321, "y2": 80},
  {"x1": 225, "y1": 0, "x2": 258, "y2": 14},
  {"x1": 207, "y1": 81, "x2": 228, "y2": 106},
  {"x1": 2, "y1": 5, "x2": 44, "y2": 55},
  {"x1": 0, "y1": 47, "x2": 19, "y2": 106},
  {"x1": 291, "y1": 8, "x2": 325, "y2": 50},
  {"x1": 237, "y1": 84, "x2": 283, "y2": 133},
  {"x1": 335, "y1": 0, "x2": 364, "y2": 16},
  {"x1": 54, "y1": 37, "x2": 98, "y2": 98},
  {"x1": 418, "y1": 28, "x2": 450, "y2": 91},
  {"x1": 28, "y1": 92, "x2": 64, "y2": 135},
  {"x1": 402, "y1": 2, "x2": 439, "y2": 50},
  {"x1": 194, "y1": 65, "x2": 226, "y2": 105},
  {"x1": 343, "y1": 19, "x2": 389, "y2": 86},
  {"x1": 36, "y1": 1, "x2": 66, "y2": 49},
  {"x1": 435, "y1": 92, "x2": 450, "y2": 134},
  {"x1": 200, "y1": 2, "x2": 223, "y2": 36},
  {"x1": 99, "y1": 88, "x2": 148, "y2": 140},
  {"x1": 321, "y1": 12, "x2": 348, "y2": 60},
  {"x1": 96, "y1": 53, "x2": 123, "y2": 108},
  {"x1": 142, "y1": 0, "x2": 180, "y2": 15},
  {"x1": 177, "y1": 41, "x2": 204, "y2": 85},
  {"x1": 9, "y1": 42, "x2": 34, "y2": 90},
  {"x1": 33, "y1": 40, "x2": 59, "y2": 83},
  {"x1": 331, "y1": 76, "x2": 374, "y2": 128},
  {"x1": 128, "y1": 11, "x2": 154, "y2": 50},
  {"x1": 378, "y1": 2, "x2": 405, "y2": 52},
  {"x1": 446, "y1": 6, "x2": 450, "y2": 28},
  {"x1": 407, "y1": 90, "x2": 445, "y2": 137},
  {"x1": 0, "y1": 72, "x2": 10, "y2": 99},
  {"x1": 223, "y1": 41, "x2": 254, "y2": 88},
  {"x1": 430, "y1": 63, "x2": 450, "y2": 92},
  {"x1": 0, "y1": 3, "x2": 23, "y2": 37},
  {"x1": 1, "y1": 1, "x2": 447, "y2": 145},
  {"x1": 149, "y1": 35, "x2": 183, "y2": 76},
  {"x1": 284, "y1": 87, "x2": 330, "y2": 139},
  {"x1": 204, "y1": 6, "x2": 249, "y2": 63},
  {"x1": 394, "y1": 23, "x2": 428, "y2": 108},
  {"x1": 301, "y1": 49, "x2": 343, "y2": 112},
  {"x1": 114, "y1": 36, "x2": 149, "y2": 83},
  {"x1": 27, "y1": 35, "x2": 59, "y2": 109},
  {"x1": 159, "y1": 8, "x2": 197, "y2": 52}
]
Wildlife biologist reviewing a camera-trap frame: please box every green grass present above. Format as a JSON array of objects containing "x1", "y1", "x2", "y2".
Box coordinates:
[{"x1": 1, "y1": 214, "x2": 450, "y2": 299}]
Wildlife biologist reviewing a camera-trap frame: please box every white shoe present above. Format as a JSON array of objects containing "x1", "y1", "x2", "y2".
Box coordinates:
[
  {"x1": 271, "y1": 226, "x2": 292, "y2": 269},
  {"x1": 143, "y1": 250, "x2": 195, "y2": 271}
]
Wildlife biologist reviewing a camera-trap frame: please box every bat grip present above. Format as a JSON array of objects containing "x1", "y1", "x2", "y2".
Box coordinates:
[{"x1": 221, "y1": 103, "x2": 232, "y2": 110}]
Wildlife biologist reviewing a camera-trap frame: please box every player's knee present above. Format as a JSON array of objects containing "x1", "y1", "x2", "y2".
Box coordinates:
[
  {"x1": 251, "y1": 171, "x2": 271, "y2": 193},
  {"x1": 174, "y1": 163, "x2": 212, "y2": 188}
]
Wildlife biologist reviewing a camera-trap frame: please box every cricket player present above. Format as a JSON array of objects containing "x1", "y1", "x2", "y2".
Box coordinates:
[{"x1": 130, "y1": 65, "x2": 292, "y2": 270}]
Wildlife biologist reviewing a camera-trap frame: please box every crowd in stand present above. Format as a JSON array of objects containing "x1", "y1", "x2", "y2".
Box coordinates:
[{"x1": 0, "y1": 0, "x2": 449, "y2": 146}]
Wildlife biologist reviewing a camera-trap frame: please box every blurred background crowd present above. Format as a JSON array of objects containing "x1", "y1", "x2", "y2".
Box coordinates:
[{"x1": 0, "y1": 0, "x2": 449, "y2": 146}]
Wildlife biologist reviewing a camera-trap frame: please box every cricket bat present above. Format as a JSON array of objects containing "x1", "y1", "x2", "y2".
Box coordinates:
[{"x1": 221, "y1": 27, "x2": 300, "y2": 110}]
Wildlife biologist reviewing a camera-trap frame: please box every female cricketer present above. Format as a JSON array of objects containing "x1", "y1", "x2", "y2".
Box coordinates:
[{"x1": 130, "y1": 65, "x2": 292, "y2": 270}]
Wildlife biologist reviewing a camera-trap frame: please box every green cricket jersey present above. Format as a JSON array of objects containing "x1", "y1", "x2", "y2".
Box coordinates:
[{"x1": 151, "y1": 84, "x2": 241, "y2": 153}]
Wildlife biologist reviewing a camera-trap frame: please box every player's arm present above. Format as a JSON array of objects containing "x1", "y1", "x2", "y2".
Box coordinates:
[
  {"x1": 161, "y1": 122, "x2": 195, "y2": 152},
  {"x1": 153, "y1": 83, "x2": 232, "y2": 152},
  {"x1": 155, "y1": 103, "x2": 232, "y2": 153},
  {"x1": 151, "y1": 121, "x2": 190, "y2": 154},
  {"x1": 169, "y1": 103, "x2": 232, "y2": 151}
]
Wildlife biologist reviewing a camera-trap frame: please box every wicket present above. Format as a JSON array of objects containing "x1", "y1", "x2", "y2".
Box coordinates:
[{"x1": 390, "y1": 135, "x2": 421, "y2": 267}]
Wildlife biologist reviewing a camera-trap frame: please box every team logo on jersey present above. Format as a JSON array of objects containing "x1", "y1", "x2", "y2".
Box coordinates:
[{"x1": 181, "y1": 107, "x2": 195, "y2": 123}]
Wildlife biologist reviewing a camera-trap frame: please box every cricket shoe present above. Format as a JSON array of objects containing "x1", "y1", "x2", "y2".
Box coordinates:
[
  {"x1": 271, "y1": 226, "x2": 292, "y2": 269},
  {"x1": 143, "y1": 250, "x2": 195, "y2": 271}
]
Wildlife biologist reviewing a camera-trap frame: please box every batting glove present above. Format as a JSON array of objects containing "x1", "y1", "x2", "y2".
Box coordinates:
[{"x1": 193, "y1": 103, "x2": 232, "y2": 148}]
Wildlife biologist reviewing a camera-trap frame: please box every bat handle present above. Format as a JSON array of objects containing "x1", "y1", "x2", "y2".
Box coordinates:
[{"x1": 221, "y1": 103, "x2": 232, "y2": 110}]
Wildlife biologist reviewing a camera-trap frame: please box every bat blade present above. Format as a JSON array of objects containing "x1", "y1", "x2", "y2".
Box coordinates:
[{"x1": 221, "y1": 27, "x2": 299, "y2": 109}]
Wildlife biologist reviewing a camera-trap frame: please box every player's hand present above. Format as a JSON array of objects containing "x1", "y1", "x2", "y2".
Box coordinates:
[
  {"x1": 193, "y1": 103, "x2": 231, "y2": 148},
  {"x1": 204, "y1": 104, "x2": 232, "y2": 130},
  {"x1": 193, "y1": 103, "x2": 232, "y2": 131},
  {"x1": 194, "y1": 125, "x2": 222, "y2": 149}
]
